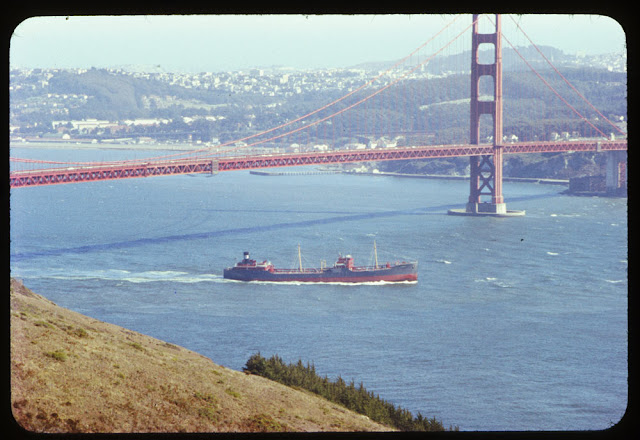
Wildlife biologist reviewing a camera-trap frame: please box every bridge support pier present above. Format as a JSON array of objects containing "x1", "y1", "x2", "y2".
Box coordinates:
[
  {"x1": 606, "y1": 150, "x2": 627, "y2": 196},
  {"x1": 464, "y1": 151, "x2": 506, "y2": 215},
  {"x1": 448, "y1": 13, "x2": 524, "y2": 217}
]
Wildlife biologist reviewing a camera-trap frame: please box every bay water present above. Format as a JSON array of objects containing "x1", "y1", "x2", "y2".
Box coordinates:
[{"x1": 10, "y1": 146, "x2": 628, "y2": 431}]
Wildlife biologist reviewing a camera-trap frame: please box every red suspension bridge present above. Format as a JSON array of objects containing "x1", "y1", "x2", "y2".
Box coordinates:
[{"x1": 10, "y1": 14, "x2": 627, "y2": 216}]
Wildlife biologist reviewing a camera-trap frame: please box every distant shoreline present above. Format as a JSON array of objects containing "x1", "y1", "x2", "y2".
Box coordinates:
[
  {"x1": 350, "y1": 171, "x2": 570, "y2": 185},
  {"x1": 252, "y1": 169, "x2": 570, "y2": 186},
  {"x1": 10, "y1": 140, "x2": 198, "y2": 152}
]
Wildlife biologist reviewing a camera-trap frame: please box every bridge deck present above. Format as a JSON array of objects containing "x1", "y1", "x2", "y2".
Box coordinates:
[{"x1": 10, "y1": 140, "x2": 627, "y2": 188}]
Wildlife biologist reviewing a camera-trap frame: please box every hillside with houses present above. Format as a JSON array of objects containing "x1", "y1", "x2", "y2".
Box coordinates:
[{"x1": 10, "y1": 47, "x2": 626, "y2": 179}]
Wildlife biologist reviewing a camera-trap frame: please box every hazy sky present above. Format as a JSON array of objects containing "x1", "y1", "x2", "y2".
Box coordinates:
[{"x1": 9, "y1": 14, "x2": 626, "y2": 72}]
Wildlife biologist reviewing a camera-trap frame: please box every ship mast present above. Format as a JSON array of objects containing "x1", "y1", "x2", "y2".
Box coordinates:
[
  {"x1": 298, "y1": 243, "x2": 303, "y2": 272},
  {"x1": 374, "y1": 240, "x2": 378, "y2": 269}
]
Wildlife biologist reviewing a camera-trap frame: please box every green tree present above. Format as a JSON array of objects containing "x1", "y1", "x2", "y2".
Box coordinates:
[{"x1": 244, "y1": 353, "x2": 453, "y2": 431}]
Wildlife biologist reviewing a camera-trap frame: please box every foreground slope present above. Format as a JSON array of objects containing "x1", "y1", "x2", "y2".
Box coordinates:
[{"x1": 9, "y1": 279, "x2": 393, "y2": 433}]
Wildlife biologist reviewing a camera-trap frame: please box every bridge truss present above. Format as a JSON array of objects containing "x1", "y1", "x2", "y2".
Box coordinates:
[{"x1": 10, "y1": 140, "x2": 626, "y2": 188}]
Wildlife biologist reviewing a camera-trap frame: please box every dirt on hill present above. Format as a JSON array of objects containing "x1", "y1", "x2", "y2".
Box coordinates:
[{"x1": 9, "y1": 278, "x2": 394, "y2": 433}]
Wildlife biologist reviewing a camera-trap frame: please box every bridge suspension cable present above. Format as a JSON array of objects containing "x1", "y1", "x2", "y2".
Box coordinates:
[
  {"x1": 206, "y1": 16, "x2": 478, "y2": 156},
  {"x1": 11, "y1": 14, "x2": 467, "y2": 169},
  {"x1": 500, "y1": 33, "x2": 608, "y2": 139},
  {"x1": 204, "y1": 15, "x2": 467, "y2": 155},
  {"x1": 486, "y1": 14, "x2": 618, "y2": 140},
  {"x1": 506, "y1": 14, "x2": 625, "y2": 137}
]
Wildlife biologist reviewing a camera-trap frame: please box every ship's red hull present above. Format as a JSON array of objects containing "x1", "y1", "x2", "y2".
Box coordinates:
[
  {"x1": 224, "y1": 259, "x2": 418, "y2": 283},
  {"x1": 226, "y1": 273, "x2": 418, "y2": 283}
]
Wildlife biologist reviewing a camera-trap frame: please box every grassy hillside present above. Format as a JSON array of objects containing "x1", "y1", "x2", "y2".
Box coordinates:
[{"x1": 9, "y1": 279, "x2": 393, "y2": 433}]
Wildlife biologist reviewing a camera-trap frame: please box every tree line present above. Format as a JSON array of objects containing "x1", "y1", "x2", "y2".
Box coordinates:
[{"x1": 243, "y1": 353, "x2": 458, "y2": 431}]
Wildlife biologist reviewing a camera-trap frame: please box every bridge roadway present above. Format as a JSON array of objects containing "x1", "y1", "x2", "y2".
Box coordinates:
[{"x1": 10, "y1": 139, "x2": 627, "y2": 188}]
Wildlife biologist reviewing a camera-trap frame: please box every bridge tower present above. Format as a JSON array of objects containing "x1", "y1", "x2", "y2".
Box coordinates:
[{"x1": 449, "y1": 14, "x2": 524, "y2": 217}]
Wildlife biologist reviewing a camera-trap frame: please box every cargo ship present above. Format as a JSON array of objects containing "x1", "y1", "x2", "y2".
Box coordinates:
[{"x1": 223, "y1": 243, "x2": 417, "y2": 283}]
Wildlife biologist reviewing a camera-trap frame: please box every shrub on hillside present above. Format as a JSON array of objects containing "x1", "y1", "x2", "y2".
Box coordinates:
[{"x1": 244, "y1": 353, "x2": 456, "y2": 431}]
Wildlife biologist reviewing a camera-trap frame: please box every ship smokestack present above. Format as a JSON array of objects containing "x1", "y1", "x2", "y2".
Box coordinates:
[{"x1": 243, "y1": 252, "x2": 250, "y2": 260}]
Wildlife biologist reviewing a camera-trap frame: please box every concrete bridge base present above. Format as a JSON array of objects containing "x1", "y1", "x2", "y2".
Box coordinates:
[
  {"x1": 606, "y1": 150, "x2": 627, "y2": 195},
  {"x1": 448, "y1": 202, "x2": 525, "y2": 217}
]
